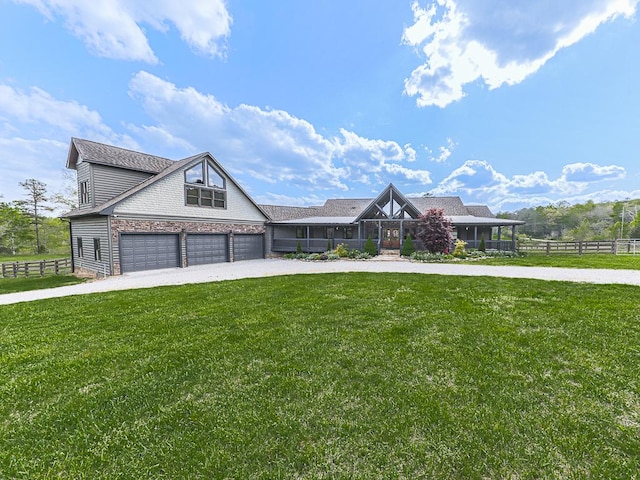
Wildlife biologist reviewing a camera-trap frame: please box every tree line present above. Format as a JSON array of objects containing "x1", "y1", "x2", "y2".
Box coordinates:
[
  {"x1": 0, "y1": 178, "x2": 75, "y2": 257},
  {"x1": 498, "y1": 199, "x2": 640, "y2": 241}
]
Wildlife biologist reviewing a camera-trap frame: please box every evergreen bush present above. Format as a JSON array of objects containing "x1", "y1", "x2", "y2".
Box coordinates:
[
  {"x1": 479, "y1": 234, "x2": 486, "y2": 252},
  {"x1": 364, "y1": 236, "x2": 378, "y2": 256},
  {"x1": 400, "y1": 234, "x2": 415, "y2": 257}
]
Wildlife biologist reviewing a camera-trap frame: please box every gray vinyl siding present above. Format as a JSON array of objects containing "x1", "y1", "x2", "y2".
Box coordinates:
[
  {"x1": 92, "y1": 164, "x2": 153, "y2": 205},
  {"x1": 71, "y1": 216, "x2": 111, "y2": 275}
]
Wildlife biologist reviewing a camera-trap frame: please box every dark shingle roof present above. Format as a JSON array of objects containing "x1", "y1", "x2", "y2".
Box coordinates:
[
  {"x1": 71, "y1": 138, "x2": 174, "y2": 173},
  {"x1": 259, "y1": 205, "x2": 321, "y2": 221},
  {"x1": 264, "y1": 195, "x2": 491, "y2": 223},
  {"x1": 408, "y1": 196, "x2": 470, "y2": 216},
  {"x1": 465, "y1": 205, "x2": 494, "y2": 217}
]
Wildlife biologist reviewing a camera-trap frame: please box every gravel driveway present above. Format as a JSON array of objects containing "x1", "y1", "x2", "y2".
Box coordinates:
[{"x1": 2, "y1": 258, "x2": 640, "y2": 305}]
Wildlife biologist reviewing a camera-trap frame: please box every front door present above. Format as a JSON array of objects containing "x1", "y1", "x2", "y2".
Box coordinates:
[{"x1": 382, "y1": 228, "x2": 400, "y2": 248}]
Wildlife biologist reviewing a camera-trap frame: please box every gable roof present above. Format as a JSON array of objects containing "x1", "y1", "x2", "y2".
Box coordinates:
[
  {"x1": 64, "y1": 149, "x2": 268, "y2": 220},
  {"x1": 355, "y1": 183, "x2": 421, "y2": 221},
  {"x1": 66, "y1": 138, "x2": 174, "y2": 173}
]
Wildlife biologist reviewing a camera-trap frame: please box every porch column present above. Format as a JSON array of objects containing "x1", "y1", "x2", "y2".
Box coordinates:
[
  {"x1": 306, "y1": 226, "x2": 310, "y2": 251},
  {"x1": 358, "y1": 222, "x2": 362, "y2": 250},
  {"x1": 474, "y1": 226, "x2": 478, "y2": 247},
  {"x1": 400, "y1": 220, "x2": 404, "y2": 248},
  {"x1": 497, "y1": 226, "x2": 502, "y2": 250},
  {"x1": 511, "y1": 225, "x2": 516, "y2": 251},
  {"x1": 378, "y1": 220, "x2": 382, "y2": 251}
]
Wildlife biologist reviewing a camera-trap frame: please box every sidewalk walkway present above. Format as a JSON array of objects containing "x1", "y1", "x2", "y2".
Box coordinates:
[{"x1": 2, "y1": 258, "x2": 640, "y2": 305}]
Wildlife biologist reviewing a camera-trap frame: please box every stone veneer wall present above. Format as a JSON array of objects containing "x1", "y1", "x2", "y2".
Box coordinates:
[{"x1": 110, "y1": 218, "x2": 266, "y2": 275}]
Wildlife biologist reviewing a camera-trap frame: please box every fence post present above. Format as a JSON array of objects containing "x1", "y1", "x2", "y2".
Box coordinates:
[
  {"x1": 546, "y1": 242, "x2": 550, "y2": 255},
  {"x1": 40, "y1": 261, "x2": 45, "y2": 277},
  {"x1": 578, "y1": 241, "x2": 583, "y2": 255}
]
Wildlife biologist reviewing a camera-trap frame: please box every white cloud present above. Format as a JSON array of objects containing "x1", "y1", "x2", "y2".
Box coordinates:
[
  {"x1": 431, "y1": 159, "x2": 507, "y2": 195},
  {"x1": 402, "y1": 0, "x2": 638, "y2": 107},
  {"x1": 561, "y1": 162, "x2": 626, "y2": 182},
  {"x1": 430, "y1": 158, "x2": 631, "y2": 211},
  {"x1": 13, "y1": 0, "x2": 232, "y2": 63},
  {"x1": 0, "y1": 82, "x2": 136, "y2": 204},
  {"x1": 428, "y1": 137, "x2": 455, "y2": 163},
  {"x1": 127, "y1": 71, "x2": 431, "y2": 197}
]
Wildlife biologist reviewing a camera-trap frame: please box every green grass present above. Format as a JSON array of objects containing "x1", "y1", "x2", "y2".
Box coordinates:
[
  {"x1": 0, "y1": 275, "x2": 86, "y2": 294},
  {"x1": 473, "y1": 253, "x2": 640, "y2": 269},
  {"x1": 0, "y1": 253, "x2": 69, "y2": 263},
  {"x1": 2, "y1": 273, "x2": 639, "y2": 478}
]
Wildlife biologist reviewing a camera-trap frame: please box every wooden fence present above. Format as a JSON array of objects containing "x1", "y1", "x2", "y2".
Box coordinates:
[
  {"x1": 1, "y1": 258, "x2": 72, "y2": 278},
  {"x1": 520, "y1": 240, "x2": 640, "y2": 255}
]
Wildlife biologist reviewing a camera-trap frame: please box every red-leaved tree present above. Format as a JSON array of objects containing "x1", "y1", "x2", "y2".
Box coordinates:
[{"x1": 416, "y1": 208, "x2": 453, "y2": 253}]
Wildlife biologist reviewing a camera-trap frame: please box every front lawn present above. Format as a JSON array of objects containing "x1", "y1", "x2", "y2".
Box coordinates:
[
  {"x1": 1, "y1": 273, "x2": 639, "y2": 478},
  {"x1": 0, "y1": 275, "x2": 86, "y2": 294}
]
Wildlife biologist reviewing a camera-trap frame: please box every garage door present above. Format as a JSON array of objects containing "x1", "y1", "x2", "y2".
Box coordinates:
[
  {"x1": 186, "y1": 234, "x2": 228, "y2": 265},
  {"x1": 233, "y1": 234, "x2": 264, "y2": 261},
  {"x1": 120, "y1": 234, "x2": 180, "y2": 273}
]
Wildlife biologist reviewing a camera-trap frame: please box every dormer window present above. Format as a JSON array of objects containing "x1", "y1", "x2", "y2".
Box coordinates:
[{"x1": 185, "y1": 160, "x2": 226, "y2": 209}]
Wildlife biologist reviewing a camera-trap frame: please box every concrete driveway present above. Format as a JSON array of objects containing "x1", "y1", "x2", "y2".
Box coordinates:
[{"x1": 2, "y1": 258, "x2": 640, "y2": 305}]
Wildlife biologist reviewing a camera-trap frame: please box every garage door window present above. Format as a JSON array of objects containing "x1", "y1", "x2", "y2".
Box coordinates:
[{"x1": 185, "y1": 160, "x2": 226, "y2": 209}]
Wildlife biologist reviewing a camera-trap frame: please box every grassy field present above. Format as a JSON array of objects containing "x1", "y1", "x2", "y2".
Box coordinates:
[
  {"x1": 0, "y1": 275, "x2": 85, "y2": 294},
  {"x1": 1, "y1": 273, "x2": 639, "y2": 478},
  {"x1": 0, "y1": 253, "x2": 70, "y2": 263},
  {"x1": 473, "y1": 253, "x2": 640, "y2": 269}
]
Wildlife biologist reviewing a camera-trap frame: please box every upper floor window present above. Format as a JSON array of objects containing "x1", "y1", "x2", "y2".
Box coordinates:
[
  {"x1": 184, "y1": 160, "x2": 226, "y2": 208},
  {"x1": 80, "y1": 181, "x2": 90, "y2": 204},
  {"x1": 77, "y1": 237, "x2": 84, "y2": 258}
]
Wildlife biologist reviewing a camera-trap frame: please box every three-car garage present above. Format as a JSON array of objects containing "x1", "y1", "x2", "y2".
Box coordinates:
[{"x1": 119, "y1": 232, "x2": 264, "y2": 273}]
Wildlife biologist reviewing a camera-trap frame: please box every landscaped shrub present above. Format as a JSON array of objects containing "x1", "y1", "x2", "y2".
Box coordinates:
[
  {"x1": 296, "y1": 241, "x2": 303, "y2": 254},
  {"x1": 416, "y1": 208, "x2": 453, "y2": 253},
  {"x1": 452, "y1": 239, "x2": 467, "y2": 258},
  {"x1": 400, "y1": 235, "x2": 415, "y2": 257},
  {"x1": 364, "y1": 236, "x2": 378, "y2": 256},
  {"x1": 334, "y1": 243, "x2": 349, "y2": 258},
  {"x1": 410, "y1": 251, "x2": 451, "y2": 262}
]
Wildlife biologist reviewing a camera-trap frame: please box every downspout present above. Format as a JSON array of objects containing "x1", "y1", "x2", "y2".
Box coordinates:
[
  {"x1": 68, "y1": 220, "x2": 75, "y2": 273},
  {"x1": 107, "y1": 215, "x2": 114, "y2": 275}
]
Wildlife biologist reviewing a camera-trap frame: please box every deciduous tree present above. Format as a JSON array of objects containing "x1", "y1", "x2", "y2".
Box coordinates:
[
  {"x1": 16, "y1": 178, "x2": 51, "y2": 253},
  {"x1": 417, "y1": 208, "x2": 453, "y2": 254}
]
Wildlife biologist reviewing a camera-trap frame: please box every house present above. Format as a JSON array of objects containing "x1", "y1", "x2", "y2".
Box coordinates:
[
  {"x1": 63, "y1": 138, "x2": 524, "y2": 276},
  {"x1": 264, "y1": 183, "x2": 524, "y2": 253},
  {"x1": 64, "y1": 138, "x2": 269, "y2": 276}
]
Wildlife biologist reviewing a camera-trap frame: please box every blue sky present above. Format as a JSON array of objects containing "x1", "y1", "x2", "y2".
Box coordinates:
[{"x1": 1, "y1": 0, "x2": 639, "y2": 213}]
